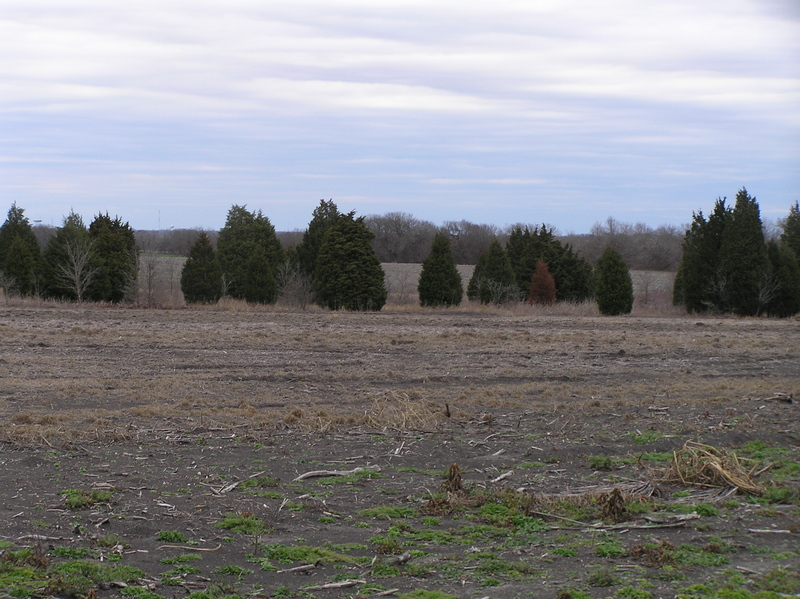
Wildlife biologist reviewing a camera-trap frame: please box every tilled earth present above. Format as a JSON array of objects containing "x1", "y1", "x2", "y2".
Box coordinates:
[{"x1": 0, "y1": 305, "x2": 799, "y2": 599}]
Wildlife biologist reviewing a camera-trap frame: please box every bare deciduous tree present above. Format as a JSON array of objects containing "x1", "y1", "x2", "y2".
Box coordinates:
[{"x1": 54, "y1": 237, "x2": 97, "y2": 302}]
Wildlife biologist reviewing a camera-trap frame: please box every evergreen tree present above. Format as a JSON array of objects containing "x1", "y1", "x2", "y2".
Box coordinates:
[
  {"x1": 466, "y1": 248, "x2": 489, "y2": 301},
  {"x1": 86, "y1": 213, "x2": 138, "y2": 303},
  {"x1": 528, "y1": 260, "x2": 556, "y2": 305},
  {"x1": 296, "y1": 200, "x2": 341, "y2": 278},
  {"x1": 314, "y1": 212, "x2": 387, "y2": 311},
  {"x1": 505, "y1": 225, "x2": 592, "y2": 302},
  {"x1": 467, "y1": 239, "x2": 516, "y2": 305},
  {"x1": 671, "y1": 260, "x2": 684, "y2": 306},
  {"x1": 4, "y1": 236, "x2": 36, "y2": 295},
  {"x1": 595, "y1": 246, "x2": 633, "y2": 315},
  {"x1": 718, "y1": 188, "x2": 769, "y2": 316},
  {"x1": 781, "y1": 201, "x2": 800, "y2": 262},
  {"x1": 42, "y1": 211, "x2": 96, "y2": 301},
  {"x1": 217, "y1": 205, "x2": 284, "y2": 299},
  {"x1": 242, "y1": 244, "x2": 278, "y2": 304},
  {"x1": 765, "y1": 240, "x2": 800, "y2": 317},
  {"x1": 0, "y1": 203, "x2": 41, "y2": 296},
  {"x1": 675, "y1": 198, "x2": 731, "y2": 313},
  {"x1": 550, "y1": 244, "x2": 594, "y2": 302},
  {"x1": 180, "y1": 232, "x2": 222, "y2": 304},
  {"x1": 418, "y1": 231, "x2": 463, "y2": 307}
]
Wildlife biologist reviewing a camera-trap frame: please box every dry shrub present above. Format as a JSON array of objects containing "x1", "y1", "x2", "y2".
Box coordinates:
[
  {"x1": 656, "y1": 441, "x2": 764, "y2": 495},
  {"x1": 628, "y1": 540, "x2": 676, "y2": 567},
  {"x1": 363, "y1": 392, "x2": 445, "y2": 430},
  {"x1": 600, "y1": 487, "x2": 627, "y2": 523},
  {"x1": 442, "y1": 463, "x2": 463, "y2": 494}
]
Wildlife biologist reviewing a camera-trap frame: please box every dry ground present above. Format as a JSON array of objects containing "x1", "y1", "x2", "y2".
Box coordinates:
[{"x1": 0, "y1": 304, "x2": 798, "y2": 599}]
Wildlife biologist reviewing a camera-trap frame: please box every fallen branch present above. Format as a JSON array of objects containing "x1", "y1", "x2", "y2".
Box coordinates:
[
  {"x1": 747, "y1": 529, "x2": 794, "y2": 534},
  {"x1": 490, "y1": 470, "x2": 513, "y2": 484},
  {"x1": 158, "y1": 543, "x2": 222, "y2": 552},
  {"x1": 371, "y1": 589, "x2": 400, "y2": 597},
  {"x1": 277, "y1": 562, "x2": 318, "y2": 574},
  {"x1": 293, "y1": 465, "x2": 380, "y2": 482},
  {"x1": 303, "y1": 579, "x2": 366, "y2": 590}
]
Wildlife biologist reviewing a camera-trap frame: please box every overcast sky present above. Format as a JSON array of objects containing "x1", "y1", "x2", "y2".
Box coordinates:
[{"x1": 2, "y1": 1, "x2": 798, "y2": 233}]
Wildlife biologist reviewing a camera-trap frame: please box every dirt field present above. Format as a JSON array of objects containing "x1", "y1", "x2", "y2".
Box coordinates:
[{"x1": 1, "y1": 304, "x2": 798, "y2": 599}]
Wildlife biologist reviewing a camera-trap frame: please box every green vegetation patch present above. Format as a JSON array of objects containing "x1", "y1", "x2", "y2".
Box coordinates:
[
  {"x1": 260, "y1": 544, "x2": 366, "y2": 567},
  {"x1": 359, "y1": 506, "x2": 418, "y2": 520},
  {"x1": 155, "y1": 530, "x2": 188, "y2": 543},
  {"x1": 61, "y1": 488, "x2": 113, "y2": 510},
  {"x1": 214, "y1": 514, "x2": 270, "y2": 535}
]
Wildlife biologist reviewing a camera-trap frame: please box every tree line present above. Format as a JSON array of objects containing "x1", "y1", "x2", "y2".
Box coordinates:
[
  {"x1": 2, "y1": 189, "x2": 798, "y2": 317},
  {"x1": 135, "y1": 214, "x2": 686, "y2": 269},
  {"x1": 0, "y1": 206, "x2": 137, "y2": 302}
]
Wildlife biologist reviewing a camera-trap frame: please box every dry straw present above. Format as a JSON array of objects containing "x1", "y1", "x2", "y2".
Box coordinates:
[{"x1": 656, "y1": 440, "x2": 764, "y2": 495}]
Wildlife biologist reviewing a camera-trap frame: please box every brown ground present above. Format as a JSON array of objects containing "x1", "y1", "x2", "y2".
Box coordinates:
[{"x1": 1, "y1": 304, "x2": 798, "y2": 599}]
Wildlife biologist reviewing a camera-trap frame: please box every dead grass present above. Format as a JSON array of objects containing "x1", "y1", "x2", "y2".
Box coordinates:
[{"x1": 656, "y1": 441, "x2": 765, "y2": 495}]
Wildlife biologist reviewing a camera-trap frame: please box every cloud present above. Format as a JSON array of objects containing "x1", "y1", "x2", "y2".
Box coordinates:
[{"x1": 0, "y1": 0, "x2": 797, "y2": 231}]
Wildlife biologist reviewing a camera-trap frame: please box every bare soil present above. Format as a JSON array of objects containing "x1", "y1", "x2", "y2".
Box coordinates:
[{"x1": 1, "y1": 304, "x2": 798, "y2": 599}]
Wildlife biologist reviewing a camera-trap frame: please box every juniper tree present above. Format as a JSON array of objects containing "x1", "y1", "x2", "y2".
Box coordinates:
[
  {"x1": 86, "y1": 213, "x2": 137, "y2": 303},
  {"x1": 765, "y1": 240, "x2": 800, "y2": 317},
  {"x1": 0, "y1": 203, "x2": 41, "y2": 296},
  {"x1": 781, "y1": 201, "x2": 800, "y2": 263},
  {"x1": 528, "y1": 260, "x2": 556, "y2": 305},
  {"x1": 418, "y1": 231, "x2": 463, "y2": 307},
  {"x1": 506, "y1": 225, "x2": 592, "y2": 302},
  {"x1": 467, "y1": 239, "x2": 516, "y2": 305},
  {"x1": 217, "y1": 205, "x2": 283, "y2": 299},
  {"x1": 295, "y1": 199, "x2": 341, "y2": 279},
  {"x1": 242, "y1": 244, "x2": 278, "y2": 304},
  {"x1": 718, "y1": 188, "x2": 769, "y2": 316},
  {"x1": 180, "y1": 232, "x2": 222, "y2": 304},
  {"x1": 674, "y1": 198, "x2": 731, "y2": 313},
  {"x1": 314, "y1": 212, "x2": 387, "y2": 311},
  {"x1": 594, "y1": 246, "x2": 633, "y2": 315}
]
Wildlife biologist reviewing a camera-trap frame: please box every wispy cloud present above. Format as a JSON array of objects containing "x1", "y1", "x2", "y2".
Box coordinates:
[{"x1": 0, "y1": 0, "x2": 797, "y2": 231}]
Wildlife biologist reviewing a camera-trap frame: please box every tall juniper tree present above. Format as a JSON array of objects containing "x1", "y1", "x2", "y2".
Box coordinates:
[
  {"x1": 467, "y1": 239, "x2": 516, "y2": 305},
  {"x1": 86, "y1": 213, "x2": 137, "y2": 303},
  {"x1": 314, "y1": 212, "x2": 387, "y2": 311},
  {"x1": 674, "y1": 198, "x2": 731, "y2": 313},
  {"x1": 217, "y1": 205, "x2": 283, "y2": 301},
  {"x1": 180, "y1": 232, "x2": 222, "y2": 304},
  {"x1": 0, "y1": 203, "x2": 41, "y2": 296},
  {"x1": 418, "y1": 231, "x2": 463, "y2": 307},
  {"x1": 781, "y1": 201, "x2": 800, "y2": 263},
  {"x1": 595, "y1": 246, "x2": 633, "y2": 315},
  {"x1": 718, "y1": 188, "x2": 769, "y2": 316}
]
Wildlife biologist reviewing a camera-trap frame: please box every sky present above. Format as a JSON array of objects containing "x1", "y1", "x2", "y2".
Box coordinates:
[{"x1": 1, "y1": 1, "x2": 798, "y2": 234}]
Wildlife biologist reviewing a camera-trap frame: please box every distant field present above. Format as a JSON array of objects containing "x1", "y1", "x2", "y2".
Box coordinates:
[{"x1": 139, "y1": 254, "x2": 675, "y2": 311}]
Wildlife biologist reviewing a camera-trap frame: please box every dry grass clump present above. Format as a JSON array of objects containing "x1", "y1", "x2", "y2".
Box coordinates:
[
  {"x1": 363, "y1": 392, "x2": 445, "y2": 430},
  {"x1": 656, "y1": 441, "x2": 764, "y2": 495}
]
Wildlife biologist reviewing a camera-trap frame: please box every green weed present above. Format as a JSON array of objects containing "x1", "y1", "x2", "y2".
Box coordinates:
[
  {"x1": 359, "y1": 506, "x2": 417, "y2": 519},
  {"x1": 595, "y1": 539, "x2": 626, "y2": 558},
  {"x1": 60, "y1": 488, "x2": 113, "y2": 510},
  {"x1": 155, "y1": 531, "x2": 187, "y2": 543},
  {"x1": 215, "y1": 514, "x2": 269, "y2": 535},
  {"x1": 160, "y1": 554, "x2": 202, "y2": 565}
]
